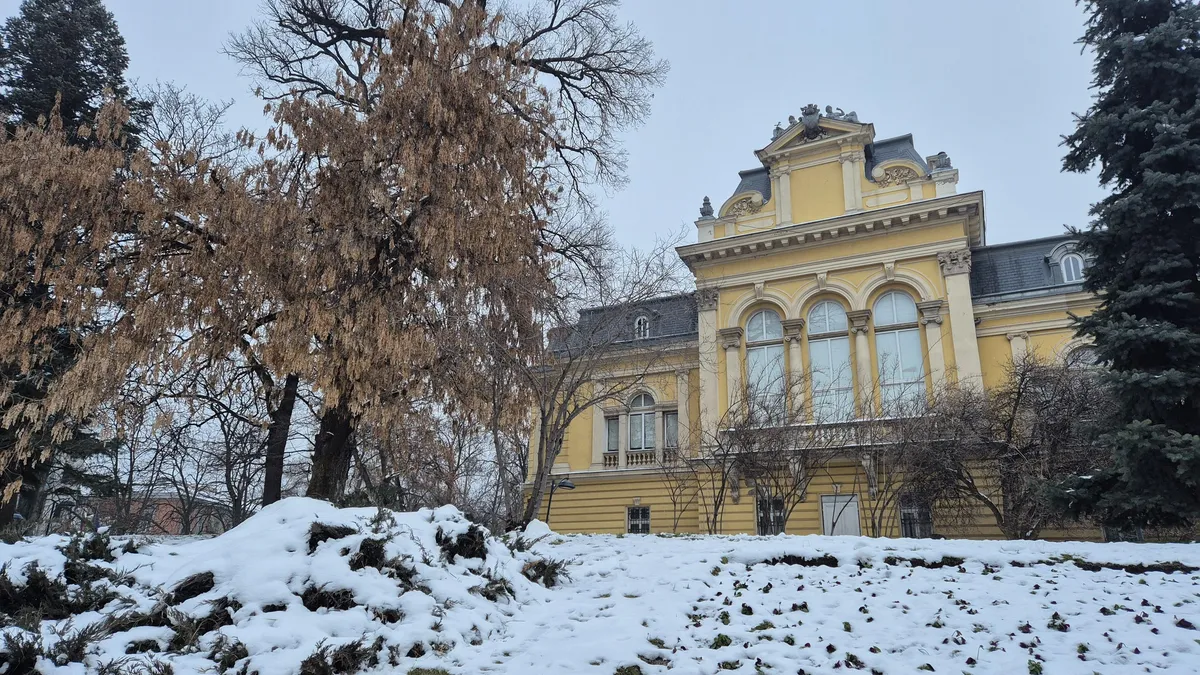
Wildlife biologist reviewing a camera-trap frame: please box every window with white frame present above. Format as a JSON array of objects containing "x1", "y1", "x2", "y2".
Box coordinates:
[
  {"x1": 628, "y1": 393, "x2": 655, "y2": 450},
  {"x1": 1061, "y1": 253, "x2": 1085, "y2": 283},
  {"x1": 745, "y1": 308, "x2": 786, "y2": 421},
  {"x1": 627, "y1": 506, "x2": 651, "y2": 534},
  {"x1": 807, "y1": 301, "x2": 854, "y2": 422},
  {"x1": 633, "y1": 315, "x2": 650, "y2": 340},
  {"x1": 663, "y1": 411, "x2": 678, "y2": 448},
  {"x1": 873, "y1": 292, "x2": 926, "y2": 414},
  {"x1": 605, "y1": 417, "x2": 619, "y2": 453}
]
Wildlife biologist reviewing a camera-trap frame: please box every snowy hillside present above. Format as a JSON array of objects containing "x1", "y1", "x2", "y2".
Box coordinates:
[{"x1": 2, "y1": 501, "x2": 1199, "y2": 674}]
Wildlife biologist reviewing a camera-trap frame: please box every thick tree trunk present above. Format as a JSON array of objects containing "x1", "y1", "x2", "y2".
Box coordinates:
[
  {"x1": 262, "y1": 373, "x2": 299, "y2": 506},
  {"x1": 306, "y1": 405, "x2": 356, "y2": 501}
]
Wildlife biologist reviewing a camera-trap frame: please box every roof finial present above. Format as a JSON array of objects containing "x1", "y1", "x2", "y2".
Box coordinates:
[
  {"x1": 699, "y1": 196, "x2": 714, "y2": 218},
  {"x1": 772, "y1": 122, "x2": 783, "y2": 139}
]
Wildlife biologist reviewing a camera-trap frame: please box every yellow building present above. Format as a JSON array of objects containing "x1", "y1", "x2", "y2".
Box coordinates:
[{"x1": 533, "y1": 106, "x2": 1098, "y2": 538}]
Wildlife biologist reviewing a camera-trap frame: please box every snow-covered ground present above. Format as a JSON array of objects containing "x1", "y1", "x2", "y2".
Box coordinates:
[{"x1": 2, "y1": 500, "x2": 1199, "y2": 674}]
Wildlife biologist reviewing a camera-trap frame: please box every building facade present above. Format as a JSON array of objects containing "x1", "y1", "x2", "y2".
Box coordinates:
[{"x1": 532, "y1": 106, "x2": 1098, "y2": 538}]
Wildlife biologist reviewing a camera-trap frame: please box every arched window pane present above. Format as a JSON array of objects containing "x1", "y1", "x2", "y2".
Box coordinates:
[
  {"x1": 747, "y1": 309, "x2": 783, "y2": 342},
  {"x1": 873, "y1": 292, "x2": 918, "y2": 327},
  {"x1": 807, "y1": 301, "x2": 848, "y2": 335},
  {"x1": 747, "y1": 343, "x2": 785, "y2": 421},
  {"x1": 634, "y1": 316, "x2": 650, "y2": 339},
  {"x1": 1062, "y1": 254, "x2": 1084, "y2": 283},
  {"x1": 631, "y1": 393, "x2": 654, "y2": 409}
]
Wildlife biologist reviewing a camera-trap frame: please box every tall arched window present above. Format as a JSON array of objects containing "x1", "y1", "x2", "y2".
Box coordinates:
[
  {"x1": 633, "y1": 315, "x2": 650, "y2": 340},
  {"x1": 745, "y1": 309, "x2": 785, "y2": 421},
  {"x1": 628, "y1": 393, "x2": 655, "y2": 451},
  {"x1": 873, "y1": 291, "x2": 925, "y2": 413},
  {"x1": 807, "y1": 301, "x2": 853, "y2": 421},
  {"x1": 1061, "y1": 253, "x2": 1084, "y2": 283}
]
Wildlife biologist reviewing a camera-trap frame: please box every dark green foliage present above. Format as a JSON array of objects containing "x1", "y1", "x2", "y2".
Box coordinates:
[
  {"x1": 0, "y1": 631, "x2": 42, "y2": 674},
  {"x1": 614, "y1": 667, "x2": 643, "y2": 675},
  {"x1": 1057, "y1": 0, "x2": 1200, "y2": 527},
  {"x1": 208, "y1": 636, "x2": 249, "y2": 673},
  {"x1": 60, "y1": 531, "x2": 115, "y2": 562},
  {"x1": 126, "y1": 639, "x2": 160, "y2": 654},
  {"x1": 167, "y1": 572, "x2": 215, "y2": 605},
  {"x1": 298, "y1": 638, "x2": 382, "y2": 675},
  {"x1": 300, "y1": 586, "x2": 356, "y2": 612},
  {"x1": 0, "y1": 561, "x2": 116, "y2": 620},
  {"x1": 166, "y1": 598, "x2": 240, "y2": 651},
  {"x1": 0, "y1": 0, "x2": 144, "y2": 142},
  {"x1": 308, "y1": 523, "x2": 356, "y2": 553},
  {"x1": 520, "y1": 558, "x2": 569, "y2": 587},
  {"x1": 436, "y1": 524, "x2": 487, "y2": 563},
  {"x1": 761, "y1": 554, "x2": 838, "y2": 567},
  {"x1": 710, "y1": 634, "x2": 732, "y2": 649},
  {"x1": 50, "y1": 620, "x2": 110, "y2": 663},
  {"x1": 348, "y1": 538, "x2": 387, "y2": 571}
]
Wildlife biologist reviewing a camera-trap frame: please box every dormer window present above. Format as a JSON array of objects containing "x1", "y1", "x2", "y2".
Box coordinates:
[
  {"x1": 1061, "y1": 253, "x2": 1085, "y2": 283},
  {"x1": 634, "y1": 315, "x2": 650, "y2": 340}
]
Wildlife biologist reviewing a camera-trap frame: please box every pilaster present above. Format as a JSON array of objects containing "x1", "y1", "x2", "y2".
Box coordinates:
[
  {"x1": 697, "y1": 289, "x2": 720, "y2": 443},
  {"x1": 782, "y1": 318, "x2": 806, "y2": 415},
  {"x1": 847, "y1": 309, "x2": 873, "y2": 416},
  {"x1": 719, "y1": 326, "x2": 745, "y2": 414},
  {"x1": 916, "y1": 299, "x2": 946, "y2": 390},
  {"x1": 937, "y1": 249, "x2": 983, "y2": 386}
]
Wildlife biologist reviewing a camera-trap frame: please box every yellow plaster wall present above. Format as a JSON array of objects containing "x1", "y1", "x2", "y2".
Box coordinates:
[
  {"x1": 791, "y1": 162, "x2": 845, "y2": 224},
  {"x1": 536, "y1": 474, "x2": 699, "y2": 534}
]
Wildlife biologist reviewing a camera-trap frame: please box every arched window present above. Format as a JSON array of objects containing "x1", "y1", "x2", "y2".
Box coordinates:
[
  {"x1": 807, "y1": 301, "x2": 853, "y2": 421},
  {"x1": 634, "y1": 315, "x2": 650, "y2": 340},
  {"x1": 873, "y1": 292, "x2": 925, "y2": 413},
  {"x1": 1061, "y1": 253, "x2": 1085, "y2": 283},
  {"x1": 745, "y1": 309, "x2": 785, "y2": 421},
  {"x1": 629, "y1": 393, "x2": 655, "y2": 451}
]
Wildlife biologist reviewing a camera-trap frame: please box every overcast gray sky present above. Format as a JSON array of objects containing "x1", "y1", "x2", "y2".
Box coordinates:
[{"x1": 3, "y1": 0, "x2": 1106, "y2": 247}]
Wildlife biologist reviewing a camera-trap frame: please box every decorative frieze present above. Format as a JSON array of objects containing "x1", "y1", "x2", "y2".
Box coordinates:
[
  {"x1": 872, "y1": 166, "x2": 920, "y2": 188},
  {"x1": 727, "y1": 195, "x2": 764, "y2": 217},
  {"x1": 937, "y1": 249, "x2": 972, "y2": 276}
]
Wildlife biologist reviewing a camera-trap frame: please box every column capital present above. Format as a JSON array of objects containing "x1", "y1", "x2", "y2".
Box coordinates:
[
  {"x1": 696, "y1": 288, "x2": 720, "y2": 312},
  {"x1": 718, "y1": 326, "x2": 744, "y2": 350},
  {"x1": 916, "y1": 299, "x2": 945, "y2": 325},
  {"x1": 937, "y1": 249, "x2": 972, "y2": 276},
  {"x1": 1005, "y1": 331, "x2": 1029, "y2": 342},
  {"x1": 674, "y1": 367, "x2": 691, "y2": 378},
  {"x1": 782, "y1": 318, "x2": 806, "y2": 343},
  {"x1": 846, "y1": 309, "x2": 872, "y2": 335}
]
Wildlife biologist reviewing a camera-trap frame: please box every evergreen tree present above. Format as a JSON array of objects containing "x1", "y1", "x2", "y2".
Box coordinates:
[
  {"x1": 0, "y1": 0, "x2": 136, "y2": 525},
  {"x1": 0, "y1": 0, "x2": 138, "y2": 144},
  {"x1": 1059, "y1": 0, "x2": 1200, "y2": 529}
]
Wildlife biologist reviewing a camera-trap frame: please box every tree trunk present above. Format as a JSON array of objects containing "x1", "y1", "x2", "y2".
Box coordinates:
[
  {"x1": 306, "y1": 405, "x2": 356, "y2": 501},
  {"x1": 262, "y1": 373, "x2": 299, "y2": 506}
]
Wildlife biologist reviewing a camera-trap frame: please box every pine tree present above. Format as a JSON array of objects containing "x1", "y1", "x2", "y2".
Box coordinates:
[
  {"x1": 0, "y1": 0, "x2": 139, "y2": 144},
  {"x1": 0, "y1": 0, "x2": 137, "y2": 525},
  {"x1": 1059, "y1": 0, "x2": 1200, "y2": 529}
]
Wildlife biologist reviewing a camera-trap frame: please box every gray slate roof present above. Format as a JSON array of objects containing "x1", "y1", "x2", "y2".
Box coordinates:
[
  {"x1": 864, "y1": 134, "x2": 929, "y2": 179},
  {"x1": 970, "y1": 234, "x2": 1082, "y2": 301},
  {"x1": 730, "y1": 168, "x2": 772, "y2": 203},
  {"x1": 551, "y1": 292, "x2": 698, "y2": 353}
]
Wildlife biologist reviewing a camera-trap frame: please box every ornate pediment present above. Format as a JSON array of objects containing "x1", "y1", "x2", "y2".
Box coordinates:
[{"x1": 757, "y1": 104, "x2": 874, "y2": 162}]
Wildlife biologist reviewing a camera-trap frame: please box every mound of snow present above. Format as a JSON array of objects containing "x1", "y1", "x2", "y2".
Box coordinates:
[
  {"x1": 5, "y1": 506, "x2": 1200, "y2": 674},
  {"x1": 0, "y1": 498, "x2": 554, "y2": 675}
]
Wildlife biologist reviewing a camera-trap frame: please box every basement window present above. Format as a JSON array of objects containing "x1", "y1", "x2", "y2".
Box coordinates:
[{"x1": 627, "y1": 506, "x2": 651, "y2": 534}]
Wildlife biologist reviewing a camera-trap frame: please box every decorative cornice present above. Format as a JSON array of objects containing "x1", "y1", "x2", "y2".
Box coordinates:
[
  {"x1": 677, "y1": 192, "x2": 985, "y2": 271},
  {"x1": 916, "y1": 299, "x2": 945, "y2": 325},
  {"x1": 718, "y1": 326, "x2": 744, "y2": 350},
  {"x1": 847, "y1": 309, "x2": 872, "y2": 335},
  {"x1": 937, "y1": 249, "x2": 972, "y2": 276},
  {"x1": 782, "y1": 318, "x2": 806, "y2": 343},
  {"x1": 696, "y1": 288, "x2": 719, "y2": 312}
]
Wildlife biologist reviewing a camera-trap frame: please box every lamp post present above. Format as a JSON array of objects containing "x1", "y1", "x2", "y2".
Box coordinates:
[{"x1": 544, "y1": 477, "x2": 575, "y2": 528}]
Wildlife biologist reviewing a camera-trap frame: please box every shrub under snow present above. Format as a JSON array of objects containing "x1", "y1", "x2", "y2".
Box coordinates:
[{"x1": 2, "y1": 501, "x2": 1199, "y2": 674}]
